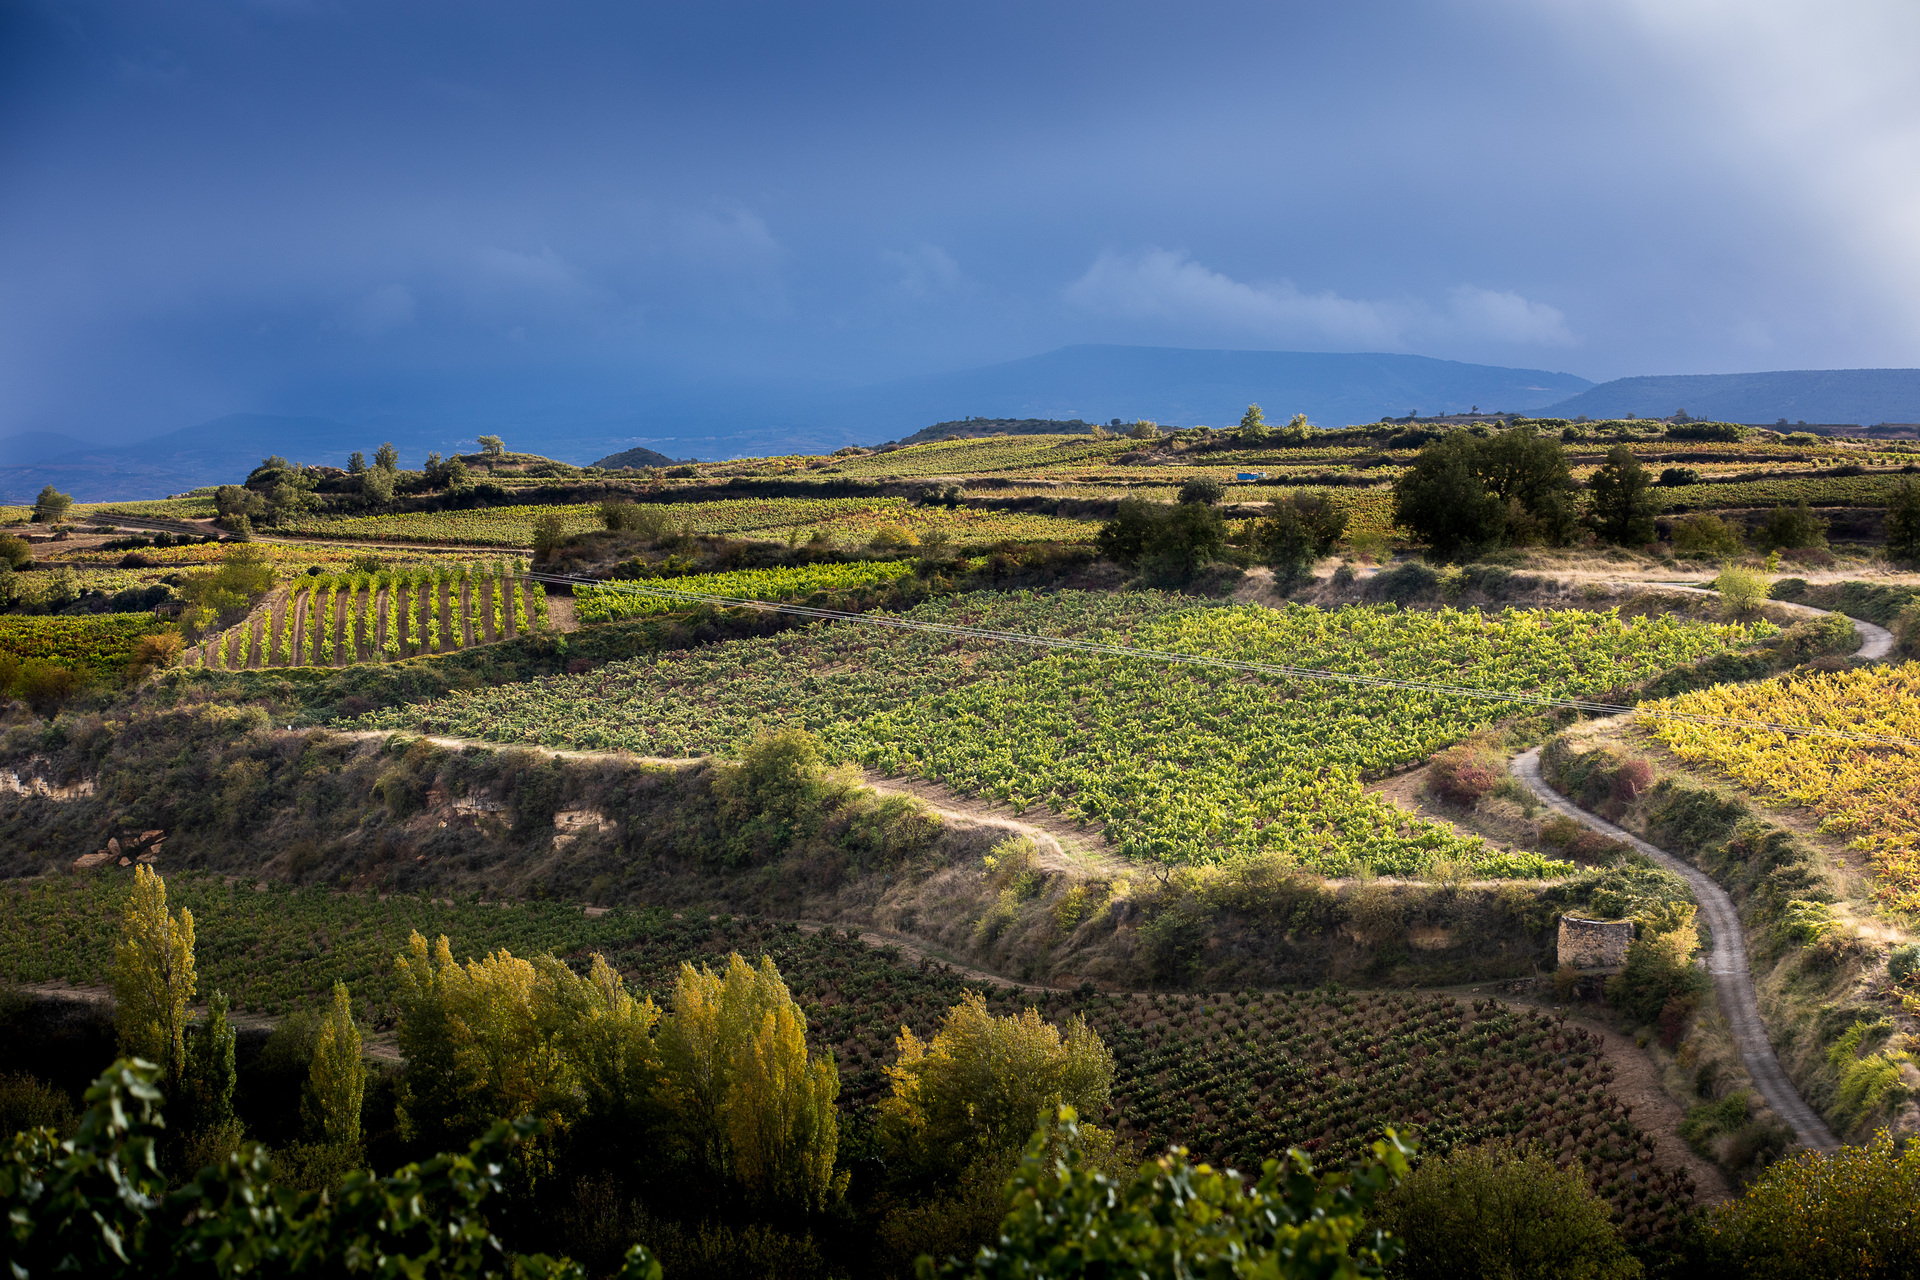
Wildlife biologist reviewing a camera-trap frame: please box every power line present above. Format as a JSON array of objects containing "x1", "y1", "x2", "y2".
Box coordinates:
[{"x1": 534, "y1": 572, "x2": 1920, "y2": 751}]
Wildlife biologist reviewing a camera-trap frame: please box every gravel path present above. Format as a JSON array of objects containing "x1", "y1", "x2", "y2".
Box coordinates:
[
  {"x1": 1504, "y1": 587, "x2": 1897, "y2": 1154},
  {"x1": 1511, "y1": 746, "x2": 1838, "y2": 1152}
]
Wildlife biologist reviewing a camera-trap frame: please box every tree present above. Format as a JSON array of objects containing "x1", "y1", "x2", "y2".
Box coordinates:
[
  {"x1": 31, "y1": 485, "x2": 72, "y2": 525},
  {"x1": 1144, "y1": 501, "x2": 1226, "y2": 584},
  {"x1": 1476, "y1": 426, "x2": 1578, "y2": 545},
  {"x1": 882, "y1": 990, "x2": 1112, "y2": 1180},
  {"x1": 1094, "y1": 497, "x2": 1164, "y2": 567},
  {"x1": 0, "y1": 534, "x2": 31, "y2": 570},
  {"x1": 1373, "y1": 1141, "x2": 1638, "y2": 1280},
  {"x1": 1757, "y1": 500, "x2": 1827, "y2": 552},
  {"x1": 1887, "y1": 479, "x2": 1920, "y2": 565},
  {"x1": 244, "y1": 456, "x2": 319, "y2": 522},
  {"x1": 1588, "y1": 444, "x2": 1656, "y2": 546},
  {"x1": 937, "y1": 1107, "x2": 1410, "y2": 1280},
  {"x1": 1705, "y1": 1128, "x2": 1920, "y2": 1277},
  {"x1": 306, "y1": 980, "x2": 366, "y2": 1154},
  {"x1": 182, "y1": 989, "x2": 238, "y2": 1139},
  {"x1": 1278, "y1": 412, "x2": 1316, "y2": 444},
  {"x1": 1391, "y1": 434, "x2": 1507, "y2": 561},
  {"x1": 0, "y1": 1058, "x2": 660, "y2": 1280},
  {"x1": 1127, "y1": 419, "x2": 1160, "y2": 440},
  {"x1": 1256, "y1": 494, "x2": 1348, "y2": 594},
  {"x1": 1239, "y1": 404, "x2": 1268, "y2": 439},
  {"x1": 373, "y1": 441, "x2": 400, "y2": 471},
  {"x1": 1669, "y1": 512, "x2": 1745, "y2": 559},
  {"x1": 531, "y1": 511, "x2": 569, "y2": 558},
  {"x1": 346, "y1": 451, "x2": 368, "y2": 474},
  {"x1": 359, "y1": 465, "x2": 396, "y2": 506},
  {"x1": 658, "y1": 953, "x2": 843, "y2": 1210},
  {"x1": 111, "y1": 865, "x2": 196, "y2": 1088},
  {"x1": 1607, "y1": 903, "x2": 1705, "y2": 1023},
  {"x1": 214, "y1": 484, "x2": 265, "y2": 521},
  {"x1": 478, "y1": 434, "x2": 506, "y2": 457},
  {"x1": 1177, "y1": 476, "x2": 1225, "y2": 506}
]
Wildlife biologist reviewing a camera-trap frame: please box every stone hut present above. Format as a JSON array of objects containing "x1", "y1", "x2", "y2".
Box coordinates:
[{"x1": 1557, "y1": 916, "x2": 1633, "y2": 971}]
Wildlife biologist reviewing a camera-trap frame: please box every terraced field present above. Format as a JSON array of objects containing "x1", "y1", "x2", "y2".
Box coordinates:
[{"x1": 352, "y1": 591, "x2": 1771, "y2": 874}]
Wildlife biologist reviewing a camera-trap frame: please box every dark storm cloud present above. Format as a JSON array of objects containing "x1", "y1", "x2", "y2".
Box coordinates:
[{"x1": 2, "y1": 0, "x2": 1916, "y2": 446}]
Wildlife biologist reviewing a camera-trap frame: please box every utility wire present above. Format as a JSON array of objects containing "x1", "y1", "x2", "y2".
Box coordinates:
[{"x1": 533, "y1": 572, "x2": 1920, "y2": 751}]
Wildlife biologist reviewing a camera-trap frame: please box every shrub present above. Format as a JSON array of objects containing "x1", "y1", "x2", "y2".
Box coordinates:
[
  {"x1": 938, "y1": 1107, "x2": 1410, "y2": 1280},
  {"x1": 1756, "y1": 500, "x2": 1827, "y2": 552},
  {"x1": 1373, "y1": 1140, "x2": 1638, "y2": 1280},
  {"x1": 1428, "y1": 745, "x2": 1503, "y2": 809},
  {"x1": 1177, "y1": 476, "x2": 1225, "y2": 506},
  {"x1": 1706, "y1": 1129, "x2": 1920, "y2": 1277},
  {"x1": 1712, "y1": 563, "x2": 1768, "y2": 619},
  {"x1": 880, "y1": 990, "x2": 1113, "y2": 1180},
  {"x1": 1669, "y1": 512, "x2": 1745, "y2": 559},
  {"x1": 1608, "y1": 904, "x2": 1705, "y2": 1024}
]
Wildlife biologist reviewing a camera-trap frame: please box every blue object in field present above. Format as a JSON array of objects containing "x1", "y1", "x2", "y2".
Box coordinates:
[{"x1": 1236, "y1": 471, "x2": 1266, "y2": 481}]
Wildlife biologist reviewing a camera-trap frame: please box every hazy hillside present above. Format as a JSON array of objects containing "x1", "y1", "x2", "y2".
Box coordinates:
[
  {"x1": 0, "y1": 414, "x2": 451, "y2": 504},
  {"x1": 1542, "y1": 368, "x2": 1920, "y2": 425}
]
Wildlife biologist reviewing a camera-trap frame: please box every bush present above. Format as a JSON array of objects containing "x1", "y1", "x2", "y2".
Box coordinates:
[
  {"x1": 1756, "y1": 501, "x2": 1827, "y2": 552},
  {"x1": 1712, "y1": 563, "x2": 1768, "y2": 619},
  {"x1": 1177, "y1": 476, "x2": 1225, "y2": 506},
  {"x1": 936, "y1": 1107, "x2": 1410, "y2": 1280},
  {"x1": 1428, "y1": 745, "x2": 1502, "y2": 809},
  {"x1": 1706, "y1": 1130, "x2": 1920, "y2": 1277},
  {"x1": 1669, "y1": 512, "x2": 1745, "y2": 559},
  {"x1": 1373, "y1": 1140, "x2": 1639, "y2": 1280},
  {"x1": 1607, "y1": 905, "x2": 1705, "y2": 1023}
]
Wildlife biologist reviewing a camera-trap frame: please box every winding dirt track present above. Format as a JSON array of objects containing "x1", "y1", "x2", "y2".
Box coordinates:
[{"x1": 1508, "y1": 587, "x2": 1894, "y2": 1153}]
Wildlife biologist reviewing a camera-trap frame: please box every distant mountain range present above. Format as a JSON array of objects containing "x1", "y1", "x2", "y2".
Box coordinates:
[
  {"x1": 8, "y1": 348, "x2": 1920, "y2": 503},
  {"x1": 1538, "y1": 369, "x2": 1920, "y2": 425}
]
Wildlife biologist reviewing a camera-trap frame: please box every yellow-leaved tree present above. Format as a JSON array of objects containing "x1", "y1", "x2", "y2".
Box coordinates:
[
  {"x1": 305, "y1": 980, "x2": 366, "y2": 1153},
  {"x1": 111, "y1": 865, "x2": 196, "y2": 1086},
  {"x1": 393, "y1": 931, "x2": 661, "y2": 1153},
  {"x1": 658, "y1": 953, "x2": 843, "y2": 1211},
  {"x1": 880, "y1": 989, "x2": 1113, "y2": 1178}
]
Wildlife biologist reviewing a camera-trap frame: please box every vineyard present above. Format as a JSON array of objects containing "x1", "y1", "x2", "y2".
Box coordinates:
[
  {"x1": 0, "y1": 878, "x2": 1694, "y2": 1243},
  {"x1": 1640, "y1": 662, "x2": 1920, "y2": 911},
  {"x1": 0, "y1": 614, "x2": 166, "y2": 676},
  {"x1": 573, "y1": 560, "x2": 919, "y2": 623},
  {"x1": 189, "y1": 560, "x2": 548, "y2": 670},
  {"x1": 351, "y1": 590, "x2": 1768, "y2": 874},
  {"x1": 278, "y1": 495, "x2": 1096, "y2": 548}
]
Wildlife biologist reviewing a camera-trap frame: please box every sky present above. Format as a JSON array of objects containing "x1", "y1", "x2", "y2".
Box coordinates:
[{"x1": 4, "y1": 0, "x2": 1919, "y2": 447}]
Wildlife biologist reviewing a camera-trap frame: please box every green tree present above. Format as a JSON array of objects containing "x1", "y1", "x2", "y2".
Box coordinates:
[
  {"x1": 531, "y1": 511, "x2": 569, "y2": 558},
  {"x1": 1705, "y1": 1128, "x2": 1920, "y2": 1277},
  {"x1": 1127, "y1": 419, "x2": 1161, "y2": 440},
  {"x1": 1373, "y1": 1141, "x2": 1638, "y2": 1280},
  {"x1": 359, "y1": 465, "x2": 396, "y2": 506},
  {"x1": 346, "y1": 450, "x2": 368, "y2": 474},
  {"x1": 882, "y1": 990, "x2": 1113, "y2": 1180},
  {"x1": 31, "y1": 485, "x2": 72, "y2": 525},
  {"x1": 1178, "y1": 475, "x2": 1226, "y2": 506},
  {"x1": 0, "y1": 534, "x2": 31, "y2": 569},
  {"x1": 478, "y1": 434, "x2": 506, "y2": 457},
  {"x1": 111, "y1": 865, "x2": 196, "y2": 1088},
  {"x1": 182, "y1": 989, "x2": 238, "y2": 1138},
  {"x1": 1094, "y1": 497, "x2": 1164, "y2": 567},
  {"x1": 0, "y1": 1059, "x2": 659, "y2": 1280},
  {"x1": 1239, "y1": 404, "x2": 1268, "y2": 439},
  {"x1": 1477, "y1": 426, "x2": 1578, "y2": 545},
  {"x1": 1390, "y1": 433, "x2": 1508, "y2": 561},
  {"x1": 1886, "y1": 478, "x2": 1920, "y2": 565},
  {"x1": 935, "y1": 1107, "x2": 1410, "y2": 1280},
  {"x1": 373, "y1": 441, "x2": 400, "y2": 471},
  {"x1": 1588, "y1": 444, "x2": 1656, "y2": 546},
  {"x1": 305, "y1": 980, "x2": 366, "y2": 1154},
  {"x1": 1255, "y1": 494, "x2": 1347, "y2": 594},
  {"x1": 1670, "y1": 512, "x2": 1745, "y2": 559},
  {"x1": 1757, "y1": 500, "x2": 1827, "y2": 552},
  {"x1": 1278, "y1": 412, "x2": 1316, "y2": 444},
  {"x1": 1607, "y1": 903, "x2": 1705, "y2": 1023},
  {"x1": 658, "y1": 953, "x2": 843, "y2": 1211},
  {"x1": 1144, "y1": 501, "x2": 1226, "y2": 584},
  {"x1": 244, "y1": 456, "x2": 319, "y2": 522}
]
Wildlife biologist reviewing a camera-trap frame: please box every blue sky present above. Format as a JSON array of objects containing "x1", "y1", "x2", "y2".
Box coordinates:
[{"x1": 4, "y1": 0, "x2": 1919, "y2": 445}]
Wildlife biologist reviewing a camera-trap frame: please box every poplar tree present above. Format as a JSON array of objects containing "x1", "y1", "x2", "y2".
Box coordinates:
[
  {"x1": 306, "y1": 980, "x2": 366, "y2": 1152},
  {"x1": 660, "y1": 953, "x2": 843, "y2": 1210},
  {"x1": 184, "y1": 989, "x2": 238, "y2": 1136},
  {"x1": 112, "y1": 866, "x2": 196, "y2": 1087}
]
